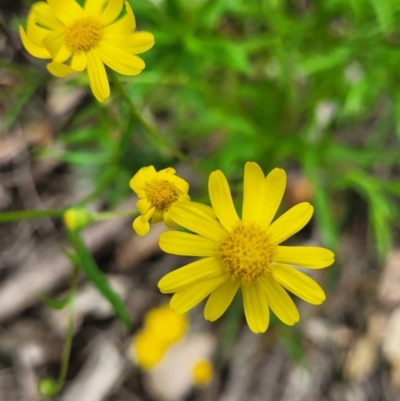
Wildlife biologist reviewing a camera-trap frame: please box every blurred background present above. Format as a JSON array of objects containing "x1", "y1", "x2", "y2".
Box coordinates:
[{"x1": 1, "y1": 0, "x2": 400, "y2": 400}]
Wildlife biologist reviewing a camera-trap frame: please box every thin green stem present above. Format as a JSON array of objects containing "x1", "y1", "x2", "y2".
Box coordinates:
[
  {"x1": 37, "y1": 265, "x2": 78, "y2": 398},
  {"x1": 109, "y1": 70, "x2": 200, "y2": 172},
  {"x1": 0, "y1": 209, "x2": 64, "y2": 222},
  {"x1": 92, "y1": 210, "x2": 138, "y2": 221},
  {"x1": 56, "y1": 265, "x2": 78, "y2": 391}
]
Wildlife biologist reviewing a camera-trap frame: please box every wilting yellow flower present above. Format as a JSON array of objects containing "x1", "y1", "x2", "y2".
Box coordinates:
[
  {"x1": 19, "y1": 0, "x2": 154, "y2": 102},
  {"x1": 192, "y1": 359, "x2": 213, "y2": 387},
  {"x1": 129, "y1": 166, "x2": 190, "y2": 236},
  {"x1": 158, "y1": 162, "x2": 335, "y2": 333}
]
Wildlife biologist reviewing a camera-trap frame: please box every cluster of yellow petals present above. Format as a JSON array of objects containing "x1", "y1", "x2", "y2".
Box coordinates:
[
  {"x1": 19, "y1": 0, "x2": 154, "y2": 102},
  {"x1": 129, "y1": 166, "x2": 190, "y2": 236}
]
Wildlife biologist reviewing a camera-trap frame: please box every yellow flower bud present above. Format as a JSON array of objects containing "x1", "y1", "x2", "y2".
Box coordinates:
[{"x1": 63, "y1": 207, "x2": 92, "y2": 231}]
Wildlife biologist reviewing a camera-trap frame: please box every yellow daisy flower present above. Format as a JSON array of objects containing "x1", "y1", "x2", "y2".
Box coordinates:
[
  {"x1": 129, "y1": 166, "x2": 190, "y2": 236},
  {"x1": 158, "y1": 162, "x2": 335, "y2": 334},
  {"x1": 19, "y1": 0, "x2": 155, "y2": 102}
]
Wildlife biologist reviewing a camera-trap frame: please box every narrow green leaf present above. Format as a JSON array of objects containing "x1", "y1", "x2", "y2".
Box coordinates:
[
  {"x1": 42, "y1": 292, "x2": 73, "y2": 310},
  {"x1": 303, "y1": 152, "x2": 338, "y2": 249},
  {"x1": 369, "y1": 0, "x2": 394, "y2": 32},
  {"x1": 68, "y1": 230, "x2": 131, "y2": 329},
  {"x1": 301, "y1": 47, "x2": 350, "y2": 76}
]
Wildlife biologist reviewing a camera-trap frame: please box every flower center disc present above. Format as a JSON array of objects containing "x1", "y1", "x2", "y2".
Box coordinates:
[
  {"x1": 146, "y1": 180, "x2": 182, "y2": 211},
  {"x1": 219, "y1": 221, "x2": 277, "y2": 283},
  {"x1": 64, "y1": 17, "x2": 102, "y2": 53}
]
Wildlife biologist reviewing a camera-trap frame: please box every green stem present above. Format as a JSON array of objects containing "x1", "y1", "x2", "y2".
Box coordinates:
[
  {"x1": 56, "y1": 265, "x2": 78, "y2": 391},
  {"x1": 38, "y1": 266, "x2": 78, "y2": 398},
  {"x1": 109, "y1": 70, "x2": 199, "y2": 171},
  {"x1": 93, "y1": 210, "x2": 138, "y2": 221},
  {"x1": 0, "y1": 209, "x2": 64, "y2": 222}
]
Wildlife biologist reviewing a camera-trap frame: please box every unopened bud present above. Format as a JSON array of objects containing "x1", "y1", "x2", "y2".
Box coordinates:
[{"x1": 63, "y1": 207, "x2": 92, "y2": 231}]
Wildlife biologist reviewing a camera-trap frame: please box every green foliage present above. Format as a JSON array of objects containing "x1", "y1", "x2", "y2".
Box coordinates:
[
  {"x1": 68, "y1": 230, "x2": 131, "y2": 329},
  {"x1": 9, "y1": 0, "x2": 400, "y2": 256}
]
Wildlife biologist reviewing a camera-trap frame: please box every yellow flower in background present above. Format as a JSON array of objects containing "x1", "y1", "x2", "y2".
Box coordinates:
[
  {"x1": 130, "y1": 166, "x2": 190, "y2": 236},
  {"x1": 158, "y1": 162, "x2": 335, "y2": 334},
  {"x1": 145, "y1": 304, "x2": 188, "y2": 344},
  {"x1": 192, "y1": 359, "x2": 213, "y2": 388},
  {"x1": 130, "y1": 304, "x2": 188, "y2": 370},
  {"x1": 132, "y1": 330, "x2": 169, "y2": 370},
  {"x1": 19, "y1": 0, "x2": 154, "y2": 102}
]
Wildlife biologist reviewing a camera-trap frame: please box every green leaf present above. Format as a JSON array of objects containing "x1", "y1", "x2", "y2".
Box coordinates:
[
  {"x1": 42, "y1": 292, "x2": 73, "y2": 310},
  {"x1": 369, "y1": 0, "x2": 394, "y2": 32},
  {"x1": 344, "y1": 170, "x2": 393, "y2": 259},
  {"x1": 349, "y1": 0, "x2": 363, "y2": 18},
  {"x1": 186, "y1": 37, "x2": 251, "y2": 74},
  {"x1": 301, "y1": 47, "x2": 350, "y2": 76},
  {"x1": 68, "y1": 230, "x2": 131, "y2": 329},
  {"x1": 303, "y1": 152, "x2": 338, "y2": 249}
]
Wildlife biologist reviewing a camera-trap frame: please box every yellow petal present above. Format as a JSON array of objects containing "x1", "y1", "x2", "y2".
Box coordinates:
[
  {"x1": 47, "y1": 62, "x2": 77, "y2": 77},
  {"x1": 170, "y1": 275, "x2": 228, "y2": 314},
  {"x1": 242, "y1": 283, "x2": 269, "y2": 333},
  {"x1": 169, "y1": 174, "x2": 189, "y2": 194},
  {"x1": 268, "y1": 202, "x2": 313, "y2": 245},
  {"x1": 42, "y1": 31, "x2": 63, "y2": 58},
  {"x1": 188, "y1": 202, "x2": 217, "y2": 219},
  {"x1": 168, "y1": 202, "x2": 226, "y2": 242},
  {"x1": 70, "y1": 52, "x2": 87, "y2": 71},
  {"x1": 125, "y1": 31, "x2": 155, "y2": 54},
  {"x1": 32, "y1": 2, "x2": 63, "y2": 30},
  {"x1": 133, "y1": 214, "x2": 152, "y2": 236},
  {"x1": 100, "y1": 0, "x2": 124, "y2": 26},
  {"x1": 260, "y1": 276, "x2": 299, "y2": 325},
  {"x1": 273, "y1": 263, "x2": 326, "y2": 305},
  {"x1": 159, "y1": 231, "x2": 217, "y2": 257},
  {"x1": 259, "y1": 168, "x2": 286, "y2": 229},
  {"x1": 26, "y1": 13, "x2": 50, "y2": 45},
  {"x1": 102, "y1": 31, "x2": 155, "y2": 54},
  {"x1": 129, "y1": 165, "x2": 157, "y2": 192},
  {"x1": 136, "y1": 199, "x2": 151, "y2": 215},
  {"x1": 204, "y1": 279, "x2": 240, "y2": 321},
  {"x1": 208, "y1": 170, "x2": 239, "y2": 231},
  {"x1": 54, "y1": 45, "x2": 72, "y2": 63},
  {"x1": 276, "y1": 246, "x2": 334, "y2": 268},
  {"x1": 102, "y1": 1, "x2": 135, "y2": 34},
  {"x1": 242, "y1": 162, "x2": 265, "y2": 222},
  {"x1": 151, "y1": 210, "x2": 163, "y2": 224},
  {"x1": 163, "y1": 211, "x2": 179, "y2": 228},
  {"x1": 19, "y1": 26, "x2": 51, "y2": 59},
  {"x1": 86, "y1": 50, "x2": 110, "y2": 102},
  {"x1": 97, "y1": 43, "x2": 145, "y2": 75},
  {"x1": 158, "y1": 257, "x2": 225, "y2": 293},
  {"x1": 47, "y1": 0, "x2": 84, "y2": 25},
  {"x1": 84, "y1": 0, "x2": 107, "y2": 15}
]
